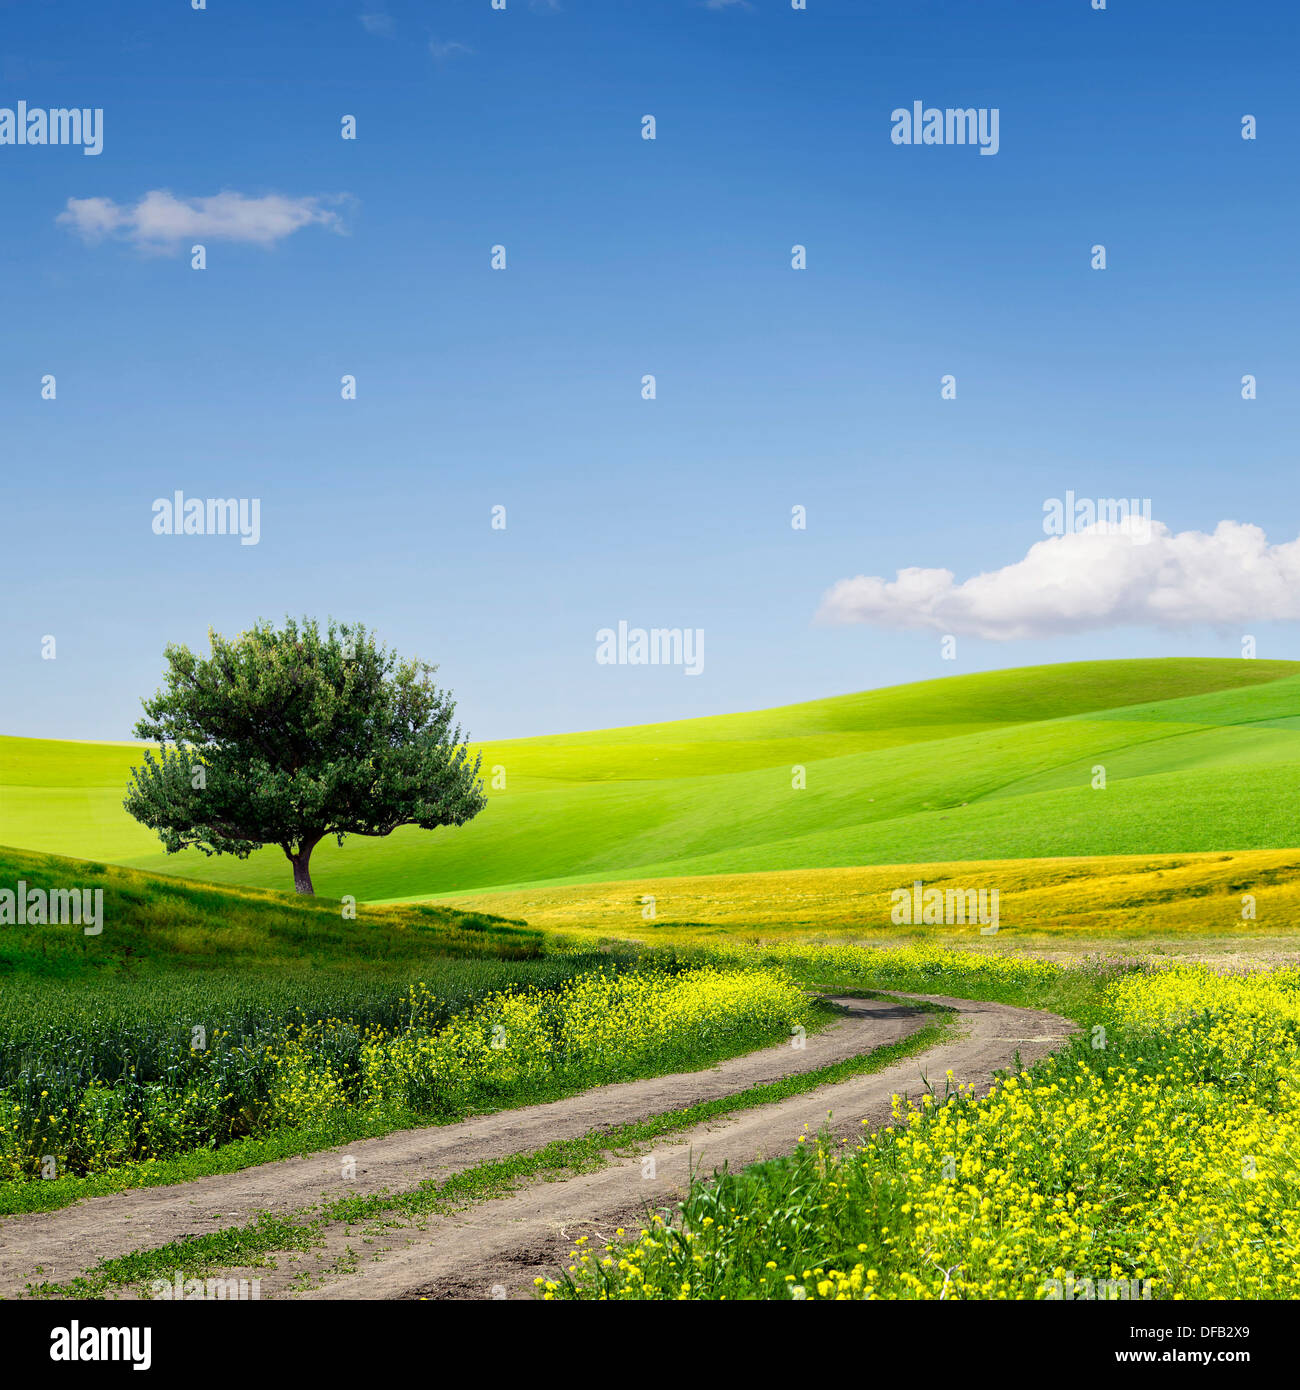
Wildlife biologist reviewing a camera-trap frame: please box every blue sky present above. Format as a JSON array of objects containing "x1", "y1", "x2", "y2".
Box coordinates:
[{"x1": 3, "y1": 0, "x2": 1298, "y2": 742}]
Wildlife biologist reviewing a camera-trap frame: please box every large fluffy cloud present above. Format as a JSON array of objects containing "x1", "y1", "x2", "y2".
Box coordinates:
[
  {"x1": 815, "y1": 519, "x2": 1300, "y2": 640},
  {"x1": 57, "y1": 190, "x2": 350, "y2": 252}
]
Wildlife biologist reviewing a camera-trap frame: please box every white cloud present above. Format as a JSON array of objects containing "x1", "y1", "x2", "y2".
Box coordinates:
[
  {"x1": 704, "y1": 0, "x2": 752, "y2": 9},
  {"x1": 815, "y1": 519, "x2": 1300, "y2": 640},
  {"x1": 57, "y1": 190, "x2": 350, "y2": 253},
  {"x1": 359, "y1": 11, "x2": 395, "y2": 37},
  {"x1": 429, "y1": 38, "x2": 473, "y2": 61}
]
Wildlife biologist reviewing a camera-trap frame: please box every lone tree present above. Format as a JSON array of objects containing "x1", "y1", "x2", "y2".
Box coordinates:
[{"x1": 124, "y1": 617, "x2": 487, "y2": 895}]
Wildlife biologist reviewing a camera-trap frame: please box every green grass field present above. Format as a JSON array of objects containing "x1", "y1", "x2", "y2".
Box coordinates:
[
  {"x1": 0, "y1": 846, "x2": 809, "y2": 1213},
  {"x1": 0, "y1": 844, "x2": 540, "y2": 983},
  {"x1": 3, "y1": 657, "x2": 1300, "y2": 905},
  {"x1": 7, "y1": 657, "x2": 1300, "y2": 1302}
]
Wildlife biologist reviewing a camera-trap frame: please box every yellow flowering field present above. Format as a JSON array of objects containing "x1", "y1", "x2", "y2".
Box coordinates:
[
  {"x1": 548, "y1": 960, "x2": 1300, "y2": 1300},
  {"x1": 451, "y1": 849, "x2": 1300, "y2": 944},
  {"x1": 711, "y1": 942, "x2": 1060, "y2": 991},
  {"x1": 0, "y1": 966, "x2": 806, "y2": 1185},
  {"x1": 355, "y1": 966, "x2": 806, "y2": 1117}
]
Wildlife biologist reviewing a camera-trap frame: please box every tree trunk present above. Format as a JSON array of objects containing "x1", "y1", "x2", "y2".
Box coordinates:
[
  {"x1": 291, "y1": 852, "x2": 314, "y2": 895},
  {"x1": 286, "y1": 835, "x2": 322, "y2": 895}
]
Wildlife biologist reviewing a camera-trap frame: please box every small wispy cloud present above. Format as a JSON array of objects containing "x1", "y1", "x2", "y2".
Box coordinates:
[
  {"x1": 704, "y1": 0, "x2": 753, "y2": 10},
  {"x1": 815, "y1": 519, "x2": 1300, "y2": 640},
  {"x1": 57, "y1": 190, "x2": 352, "y2": 254},
  {"x1": 359, "y1": 11, "x2": 395, "y2": 37},
  {"x1": 429, "y1": 37, "x2": 473, "y2": 61}
]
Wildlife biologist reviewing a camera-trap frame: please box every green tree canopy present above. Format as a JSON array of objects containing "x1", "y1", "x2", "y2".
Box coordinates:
[{"x1": 124, "y1": 617, "x2": 486, "y2": 894}]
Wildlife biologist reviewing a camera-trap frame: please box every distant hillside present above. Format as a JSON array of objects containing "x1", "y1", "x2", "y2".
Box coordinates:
[{"x1": 2, "y1": 658, "x2": 1298, "y2": 902}]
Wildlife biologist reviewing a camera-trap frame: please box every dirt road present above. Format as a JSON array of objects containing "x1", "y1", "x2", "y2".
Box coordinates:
[
  {"x1": 0, "y1": 991, "x2": 1070, "y2": 1299},
  {"x1": 300, "y1": 992, "x2": 1071, "y2": 1300}
]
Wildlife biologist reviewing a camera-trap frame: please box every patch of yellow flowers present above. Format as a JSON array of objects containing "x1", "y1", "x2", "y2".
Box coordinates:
[
  {"x1": 0, "y1": 966, "x2": 806, "y2": 1181},
  {"x1": 548, "y1": 963, "x2": 1300, "y2": 1300},
  {"x1": 355, "y1": 966, "x2": 807, "y2": 1114},
  {"x1": 745, "y1": 943, "x2": 1059, "y2": 988}
]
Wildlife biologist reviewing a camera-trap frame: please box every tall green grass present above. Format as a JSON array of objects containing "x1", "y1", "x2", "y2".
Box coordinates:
[
  {"x1": 0, "y1": 958, "x2": 806, "y2": 1189},
  {"x1": 0, "y1": 845, "x2": 591, "y2": 1192}
]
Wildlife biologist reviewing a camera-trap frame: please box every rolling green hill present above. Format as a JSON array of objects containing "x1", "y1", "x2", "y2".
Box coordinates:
[
  {"x1": 3, "y1": 658, "x2": 1299, "y2": 903},
  {"x1": 0, "y1": 844, "x2": 539, "y2": 981}
]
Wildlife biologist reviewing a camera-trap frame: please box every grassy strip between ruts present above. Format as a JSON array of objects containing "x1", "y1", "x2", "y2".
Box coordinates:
[{"x1": 21, "y1": 1001, "x2": 953, "y2": 1299}]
